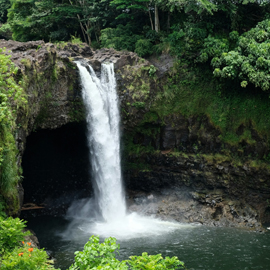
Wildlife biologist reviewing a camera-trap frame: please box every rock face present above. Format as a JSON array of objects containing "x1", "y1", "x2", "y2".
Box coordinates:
[
  {"x1": 0, "y1": 39, "x2": 91, "y2": 214},
  {"x1": 0, "y1": 40, "x2": 87, "y2": 154},
  {"x1": 84, "y1": 47, "x2": 270, "y2": 230},
  {"x1": 124, "y1": 153, "x2": 269, "y2": 231},
  {"x1": 1, "y1": 40, "x2": 270, "y2": 230}
]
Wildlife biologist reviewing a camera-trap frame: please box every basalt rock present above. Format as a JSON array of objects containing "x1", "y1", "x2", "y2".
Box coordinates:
[
  {"x1": 2, "y1": 40, "x2": 270, "y2": 230},
  {"x1": 0, "y1": 40, "x2": 89, "y2": 215},
  {"x1": 124, "y1": 152, "x2": 270, "y2": 231},
  {"x1": 0, "y1": 40, "x2": 146, "y2": 216}
]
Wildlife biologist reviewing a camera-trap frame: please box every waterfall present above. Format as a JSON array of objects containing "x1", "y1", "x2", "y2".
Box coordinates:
[
  {"x1": 76, "y1": 61, "x2": 126, "y2": 222},
  {"x1": 64, "y1": 61, "x2": 184, "y2": 240}
]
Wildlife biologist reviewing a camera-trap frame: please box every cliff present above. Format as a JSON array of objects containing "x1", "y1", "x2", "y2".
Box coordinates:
[{"x1": 0, "y1": 40, "x2": 270, "y2": 231}]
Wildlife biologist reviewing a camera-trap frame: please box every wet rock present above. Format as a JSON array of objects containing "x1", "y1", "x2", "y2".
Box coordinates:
[
  {"x1": 24, "y1": 229, "x2": 40, "y2": 248},
  {"x1": 87, "y1": 48, "x2": 142, "y2": 72},
  {"x1": 127, "y1": 188, "x2": 264, "y2": 231},
  {"x1": 124, "y1": 153, "x2": 270, "y2": 230}
]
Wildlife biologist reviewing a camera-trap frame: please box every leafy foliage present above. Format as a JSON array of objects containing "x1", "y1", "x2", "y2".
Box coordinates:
[
  {"x1": 69, "y1": 236, "x2": 186, "y2": 270},
  {"x1": 205, "y1": 19, "x2": 270, "y2": 91},
  {"x1": 197, "y1": 36, "x2": 230, "y2": 63},
  {"x1": 0, "y1": 217, "x2": 30, "y2": 255},
  {"x1": 0, "y1": 217, "x2": 59, "y2": 270},
  {"x1": 8, "y1": 0, "x2": 80, "y2": 42},
  {"x1": 0, "y1": 0, "x2": 10, "y2": 23},
  {"x1": 110, "y1": 0, "x2": 149, "y2": 20},
  {"x1": 1, "y1": 244, "x2": 58, "y2": 270},
  {"x1": 69, "y1": 236, "x2": 127, "y2": 270},
  {"x1": 100, "y1": 24, "x2": 142, "y2": 51},
  {"x1": 157, "y1": 0, "x2": 217, "y2": 14},
  {"x1": 0, "y1": 49, "x2": 27, "y2": 212},
  {"x1": 135, "y1": 39, "x2": 154, "y2": 57}
]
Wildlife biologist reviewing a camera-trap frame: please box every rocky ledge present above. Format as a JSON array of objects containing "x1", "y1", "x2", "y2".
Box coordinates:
[
  {"x1": 1, "y1": 40, "x2": 269, "y2": 231},
  {"x1": 123, "y1": 152, "x2": 270, "y2": 231}
]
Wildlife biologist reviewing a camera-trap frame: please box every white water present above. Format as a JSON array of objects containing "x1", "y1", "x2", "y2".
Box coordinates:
[
  {"x1": 68, "y1": 62, "x2": 193, "y2": 240},
  {"x1": 76, "y1": 62, "x2": 126, "y2": 222}
]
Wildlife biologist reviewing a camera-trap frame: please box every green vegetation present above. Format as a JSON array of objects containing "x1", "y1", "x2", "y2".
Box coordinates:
[
  {"x1": 1, "y1": 244, "x2": 58, "y2": 270},
  {"x1": 0, "y1": 217, "x2": 59, "y2": 270},
  {"x1": 0, "y1": 218, "x2": 186, "y2": 270},
  {"x1": 0, "y1": 0, "x2": 10, "y2": 23},
  {"x1": 151, "y1": 63, "x2": 270, "y2": 144},
  {"x1": 1, "y1": 0, "x2": 270, "y2": 91},
  {"x1": 69, "y1": 235, "x2": 186, "y2": 270},
  {"x1": 0, "y1": 216, "x2": 30, "y2": 255},
  {"x1": 0, "y1": 48, "x2": 28, "y2": 216},
  {"x1": 198, "y1": 19, "x2": 270, "y2": 91}
]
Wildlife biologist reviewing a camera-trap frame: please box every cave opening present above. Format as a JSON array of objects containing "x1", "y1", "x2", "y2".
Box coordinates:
[{"x1": 21, "y1": 122, "x2": 93, "y2": 216}]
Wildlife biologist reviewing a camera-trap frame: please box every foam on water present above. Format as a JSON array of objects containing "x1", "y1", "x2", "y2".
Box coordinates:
[{"x1": 68, "y1": 61, "x2": 190, "y2": 239}]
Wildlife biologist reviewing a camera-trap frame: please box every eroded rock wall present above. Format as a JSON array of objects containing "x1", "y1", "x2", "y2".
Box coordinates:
[
  {"x1": 0, "y1": 40, "x2": 92, "y2": 214},
  {"x1": 1, "y1": 40, "x2": 270, "y2": 230}
]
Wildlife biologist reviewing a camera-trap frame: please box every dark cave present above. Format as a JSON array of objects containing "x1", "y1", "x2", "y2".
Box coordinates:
[{"x1": 21, "y1": 122, "x2": 93, "y2": 216}]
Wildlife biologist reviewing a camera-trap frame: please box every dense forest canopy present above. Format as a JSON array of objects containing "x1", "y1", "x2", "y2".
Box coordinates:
[{"x1": 1, "y1": 0, "x2": 270, "y2": 91}]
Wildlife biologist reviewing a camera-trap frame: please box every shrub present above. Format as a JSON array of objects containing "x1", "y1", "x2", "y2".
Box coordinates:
[
  {"x1": 135, "y1": 39, "x2": 154, "y2": 57},
  {"x1": 198, "y1": 19, "x2": 270, "y2": 91},
  {"x1": 69, "y1": 236, "x2": 186, "y2": 270},
  {"x1": 128, "y1": 252, "x2": 185, "y2": 270},
  {"x1": 69, "y1": 236, "x2": 128, "y2": 270},
  {"x1": 0, "y1": 217, "x2": 30, "y2": 255},
  {"x1": 100, "y1": 24, "x2": 142, "y2": 52},
  {"x1": 0, "y1": 48, "x2": 27, "y2": 214},
  {"x1": 1, "y1": 242, "x2": 59, "y2": 270}
]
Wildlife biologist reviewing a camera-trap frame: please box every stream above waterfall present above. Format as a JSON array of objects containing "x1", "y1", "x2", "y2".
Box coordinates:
[{"x1": 26, "y1": 215, "x2": 270, "y2": 270}]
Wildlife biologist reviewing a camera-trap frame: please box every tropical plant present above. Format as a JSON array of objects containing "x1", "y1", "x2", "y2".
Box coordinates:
[
  {"x1": 135, "y1": 39, "x2": 154, "y2": 57},
  {"x1": 69, "y1": 236, "x2": 186, "y2": 270},
  {"x1": 69, "y1": 236, "x2": 128, "y2": 270},
  {"x1": 0, "y1": 48, "x2": 27, "y2": 212},
  {"x1": 0, "y1": 217, "x2": 30, "y2": 255},
  {"x1": 100, "y1": 24, "x2": 142, "y2": 51},
  {"x1": 8, "y1": 0, "x2": 80, "y2": 42},
  {"x1": 128, "y1": 252, "x2": 185, "y2": 270},
  {"x1": 1, "y1": 242, "x2": 59, "y2": 270},
  {"x1": 0, "y1": 0, "x2": 10, "y2": 23},
  {"x1": 208, "y1": 19, "x2": 270, "y2": 91}
]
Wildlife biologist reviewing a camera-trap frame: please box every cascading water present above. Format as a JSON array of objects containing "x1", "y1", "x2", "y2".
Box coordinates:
[
  {"x1": 64, "y1": 61, "x2": 191, "y2": 240},
  {"x1": 76, "y1": 61, "x2": 126, "y2": 222}
]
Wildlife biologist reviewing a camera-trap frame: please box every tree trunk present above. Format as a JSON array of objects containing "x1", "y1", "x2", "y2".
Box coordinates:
[
  {"x1": 154, "y1": 4, "x2": 160, "y2": 32},
  {"x1": 148, "y1": 7, "x2": 154, "y2": 30},
  {"x1": 69, "y1": 0, "x2": 91, "y2": 45}
]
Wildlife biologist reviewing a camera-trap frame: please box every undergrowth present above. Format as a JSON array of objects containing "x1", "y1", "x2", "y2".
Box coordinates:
[
  {"x1": 123, "y1": 60, "x2": 270, "y2": 171},
  {"x1": 0, "y1": 48, "x2": 28, "y2": 215},
  {"x1": 150, "y1": 61, "x2": 270, "y2": 146}
]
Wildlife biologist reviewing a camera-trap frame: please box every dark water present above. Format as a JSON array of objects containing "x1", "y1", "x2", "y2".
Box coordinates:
[{"x1": 26, "y1": 216, "x2": 270, "y2": 270}]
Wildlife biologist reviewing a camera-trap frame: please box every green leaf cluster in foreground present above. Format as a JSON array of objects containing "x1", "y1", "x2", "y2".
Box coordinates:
[
  {"x1": 0, "y1": 217, "x2": 186, "y2": 270},
  {"x1": 69, "y1": 235, "x2": 185, "y2": 270}
]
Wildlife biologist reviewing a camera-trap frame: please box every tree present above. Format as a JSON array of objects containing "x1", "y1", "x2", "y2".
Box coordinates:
[
  {"x1": 69, "y1": 236, "x2": 186, "y2": 270},
  {"x1": 68, "y1": 0, "x2": 114, "y2": 45},
  {"x1": 8, "y1": 0, "x2": 80, "y2": 42},
  {"x1": 110, "y1": 0, "x2": 154, "y2": 29},
  {"x1": 0, "y1": 0, "x2": 10, "y2": 23}
]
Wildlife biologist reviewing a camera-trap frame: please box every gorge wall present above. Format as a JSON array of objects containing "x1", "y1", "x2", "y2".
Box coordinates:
[{"x1": 1, "y1": 40, "x2": 270, "y2": 231}]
